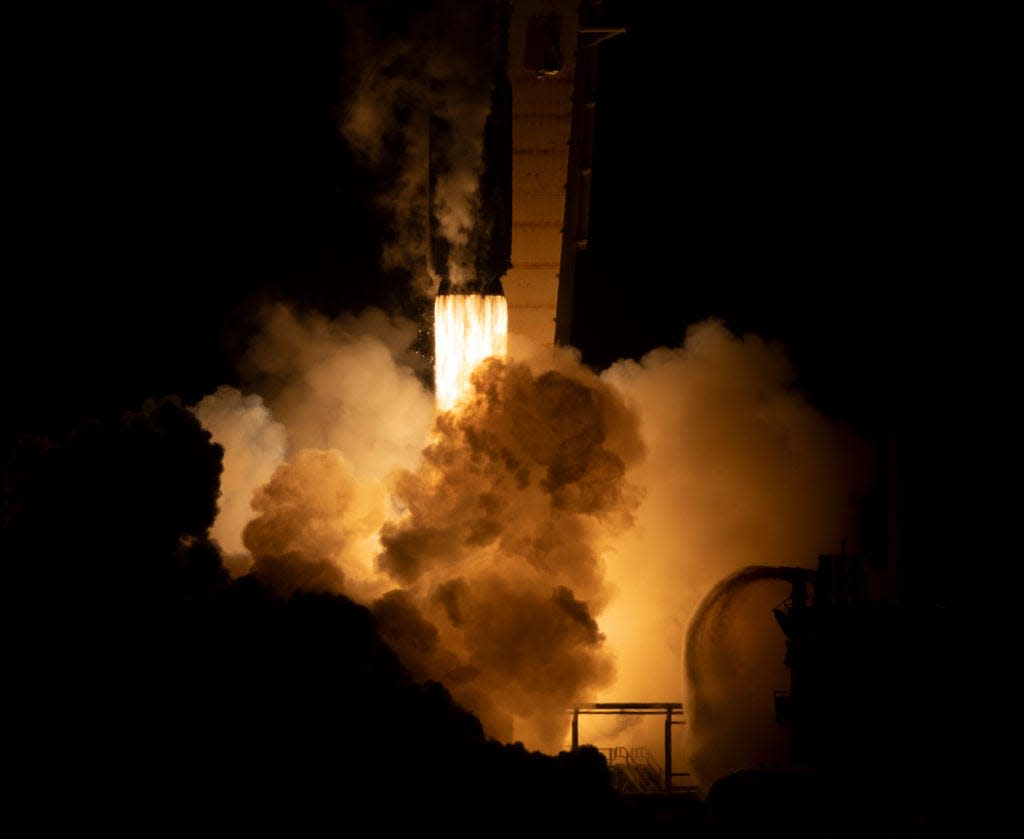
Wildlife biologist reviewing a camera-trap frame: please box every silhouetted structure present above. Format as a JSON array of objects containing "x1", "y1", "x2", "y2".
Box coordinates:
[
  {"x1": 431, "y1": 2, "x2": 511, "y2": 297},
  {"x1": 756, "y1": 551, "x2": 952, "y2": 834},
  {"x1": 569, "y1": 702, "x2": 695, "y2": 794}
]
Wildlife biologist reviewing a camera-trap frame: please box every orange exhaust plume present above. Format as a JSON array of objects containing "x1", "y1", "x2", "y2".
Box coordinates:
[{"x1": 434, "y1": 293, "x2": 508, "y2": 411}]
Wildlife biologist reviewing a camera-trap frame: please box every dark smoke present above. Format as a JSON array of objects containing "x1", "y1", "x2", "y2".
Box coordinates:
[
  {"x1": 2, "y1": 397, "x2": 226, "y2": 606},
  {"x1": 371, "y1": 356, "x2": 642, "y2": 747},
  {"x1": 242, "y1": 447, "x2": 386, "y2": 599},
  {"x1": 1, "y1": 396, "x2": 639, "y2": 831}
]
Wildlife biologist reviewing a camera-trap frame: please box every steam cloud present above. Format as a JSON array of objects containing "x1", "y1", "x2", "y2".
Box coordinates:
[
  {"x1": 683, "y1": 565, "x2": 808, "y2": 787},
  {"x1": 199, "y1": 309, "x2": 644, "y2": 750},
  {"x1": 184, "y1": 4, "x2": 870, "y2": 773},
  {"x1": 193, "y1": 386, "x2": 286, "y2": 575},
  {"x1": 193, "y1": 312, "x2": 871, "y2": 772},
  {"x1": 597, "y1": 322, "x2": 872, "y2": 785},
  {"x1": 0, "y1": 397, "x2": 627, "y2": 830},
  {"x1": 234, "y1": 303, "x2": 434, "y2": 473},
  {"x1": 330, "y1": 8, "x2": 866, "y2": 776},
  {"x1": 0, "y1": 0, "x2": 891, "y2": 822}
]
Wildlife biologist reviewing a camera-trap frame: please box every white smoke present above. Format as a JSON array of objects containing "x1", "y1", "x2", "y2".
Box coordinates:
[
  {"x1": 597, "y1": 320, "x2": 873, "y2": 785},
  {"x1": 193, "y1": 386, "x2": 286, "y2": 575},
  {"x1": 192, "y1": 311, "x2": 872, "y2": 775}
]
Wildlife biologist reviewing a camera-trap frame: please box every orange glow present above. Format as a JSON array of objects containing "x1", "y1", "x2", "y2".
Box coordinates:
[{"x1": 434, "y1": 293, "x2": 508, "y2": 412}]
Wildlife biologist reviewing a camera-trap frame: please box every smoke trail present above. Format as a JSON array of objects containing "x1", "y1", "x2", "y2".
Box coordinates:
[
  {"x1": 684, "y1": 566, "x2": 806, "y2": 693},
  {"x1": 683, "y1": 565, "x2": 807, "y2": 788},
  {"x1": 339, "y1": 0, "x2": 508, "y2": 292}
]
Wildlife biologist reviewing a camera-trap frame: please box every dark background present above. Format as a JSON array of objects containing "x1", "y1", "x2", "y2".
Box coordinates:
[{"x1": 2, "y1": 4, "x2": 996, "y2": 832}]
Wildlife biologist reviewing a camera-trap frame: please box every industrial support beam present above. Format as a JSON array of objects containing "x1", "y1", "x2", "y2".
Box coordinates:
[
  {"x1": 553, "y1": 3, "x2": 625, "y2": 346},
  {"x1": 664, "y1": 709, "x2": 672, "y2": 792},
  {"x1": 568, "y1": 702, "x2": 686, "y2": 793}
]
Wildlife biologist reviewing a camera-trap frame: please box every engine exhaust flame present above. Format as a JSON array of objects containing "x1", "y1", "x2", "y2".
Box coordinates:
[{"x1": 434, "y1": 293, "x2": 508, "y2": 411}]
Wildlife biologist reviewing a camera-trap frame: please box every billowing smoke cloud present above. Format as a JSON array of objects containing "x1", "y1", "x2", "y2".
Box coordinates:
[
  {"x1": 193, "y1": 386, "x2": 286, "y2": 575},
  {"x1": 371, "y1": 356, "x2": 643, "y2": 748},
  {"x1": 237, "y1": 303, "x2": 434, "y2": 477},
  {"x1": 597, "y1": 320, "x2": 873, "y2": 788},
  {"x1": 339, "y1": 0, "x2": 506, "y2": 292},
  {"x1": 243, "y1": 448, "x2": 390, "y2": 603},
  {"x1": 191, "y1": 302, "x2": 434, "y2": 592},
  {"x1": 193, "y1": 312, "x2": 870, "y2": 775},
  {"x1": 206, "y1": 339, "x2": 644, "y2": 751},
  {"x1": 190, "y1": 303, "x2": 434, "y2": 590},
  {"x1": 0, "y1": 400, "x2": 629, "y2": 831}
]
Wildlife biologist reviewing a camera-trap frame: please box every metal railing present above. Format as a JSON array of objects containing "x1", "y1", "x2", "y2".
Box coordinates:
[{"x1": 598, "y1": 746, "x2": 669, "y2": 794}]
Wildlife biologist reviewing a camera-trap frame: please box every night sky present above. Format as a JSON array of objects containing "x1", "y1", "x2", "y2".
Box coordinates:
[
  {"x1": 6, "y1": 2, "x2": 979, "y2": 593},
  {"x1": 4, "y1": 2, "x2": 984, "y2": 831},
  {"x1": 3, "y1": 5, "x2": 940, "y2": 427}
]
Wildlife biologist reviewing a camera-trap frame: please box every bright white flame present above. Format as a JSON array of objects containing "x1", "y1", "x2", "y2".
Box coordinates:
[{"x1": 434, "y1": 294, "x2": 508, "y2": 412}]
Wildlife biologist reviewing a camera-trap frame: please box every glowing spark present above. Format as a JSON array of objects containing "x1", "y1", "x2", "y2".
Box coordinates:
[{"x1": 434, "y1": 294, "x2": 508, "y2": 412}]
